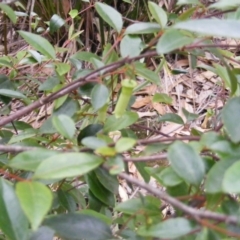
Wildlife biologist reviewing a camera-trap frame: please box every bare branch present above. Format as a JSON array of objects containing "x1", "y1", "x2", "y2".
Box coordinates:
[
  {"x1": 119, "y1": 172, "x2": 238, "y2": 225},
  {"x1": 0, "y1": 50, "x2": 157, "y2": 127}
]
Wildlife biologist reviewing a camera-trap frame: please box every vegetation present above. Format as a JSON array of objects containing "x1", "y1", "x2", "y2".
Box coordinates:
[{"x1": 1, "y1": 0, "x2": 240, "y2": 239}]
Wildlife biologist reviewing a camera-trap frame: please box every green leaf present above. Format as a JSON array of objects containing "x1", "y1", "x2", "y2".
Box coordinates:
[
  {"x1": 80, "y1": 209, "x2": 111, "y2": 225},
  {"x1": 222, "y1": 97, "x2": 240, "y2": 143},
  {"x1": 148, "y1": 1, "x2": 168, "y2": 28},
  {"x1": 174, "y1": 19, "x2": 240, "y2": 39},
  {"x1": 16, "y1": 182, "x2": 53, "y2": 231},
  {"x1": 159, "y1": 113, "x2": 184, "y2": 124},
  {"x1": 0, "y1": 178, "x2": 28, "y2": 240},
  {"x1": 135, "y1": 64, "x2": 160, "y2": 84},
  {"x1": 104, "y1": 112, "x2": 138, "y2": 132},
  {"x1": 9, "y1": 149, "x2": 59, "y2": 171},
  {"x1": 86, "y1": 172, "x2": 115, "y2": 207},
  {"x1": 33, "y1": 153, "x2": 103, "y2": 180},
  {"x1": 168, "y1": 141, "x2": 205, "y2": 185},
  {"x1": 95, "y1": 146, "x2": 117, "y2": 157},
  {"x1": 158, "y1": 167, "x2": 183, "y2": 186},
  {"x1": 138, "y1": 218, "x2": 192, "y2": 239},
  {"x1": 43, "y1": 213, "x2": 112, "y2": 240},
  {"x1": 135, "y1": 161, "x2": 151, "y2": 183},
  {"x1": 157, "y1": 29, "x2": 194, "y2": 54},
  {"x1": 209, "y1": 0, "x2": 240, "y2": 10},
  {"x1": 55, "y1": 62, "x2": 71, "y2": 76},
  {"x1": 49, "y1": 14, "x2": 65, "y2": 34},
  {"x1": 28, "y1": 50, "x2": 42, "y2": 63},
  {"x1": 182, "y1": 108, "x2": 199, "y2": 122},
  {"x1": 115, "y1": 137, "x2": 136, "y2": 153},
  {"x1": 95, "y1": 168, "x2": 119, "y2": 194},
  {"x1": 81, "y1": 136, "x2": 107, "y2": 149},
  {"x1": 120, "y1": 35, "x2": 143, "y2": 58},
  {"x1": 0, "y1": 89, "x2": 26, "y2": 99},
  {"x1": 18, "y1": 31, "x2": 56, "y2": 59},
  {"x1": 29, "y1": 226, "x2": 55, "y2": 240},
  {"x1": 77, "y1": 124, "x2": 103, "y2": 144},
  {"x1": 115, "y1": 196, "x2": 161, "y2": 215},
  {"x1": 223, "y1": 161, "x2": 240, "y2": 193},
  {"x1": 71, "y1": 51, "x2": 101, "y2": 62},
  {"x1": 52, "y1": 114, "x2": 76, "y2": 139},
  {"x1": 152, "y1": 93, "x2": 173, "y2": 104},
  {"x1": 0, "y1": 3, "x2": 17, "y2": 24},
  {"x1": 95, "y1": 2, "x2": 123, "y2": 33},
  {"x1": 91, "y1": 84, "x2": 109, "y2": 111},
  {"x1": 125, "y1": 22, "x2": 161, "y2": 34}
]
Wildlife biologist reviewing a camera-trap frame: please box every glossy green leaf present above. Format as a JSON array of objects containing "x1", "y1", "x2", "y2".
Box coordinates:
[
  {"x1": 115, "y1": 137, "x2": 136, "y2": 153},
  {"x1": 49, "y1": 14, "x2": 65, "y2": 34},
  {"x1": 138, "y1": 218, "x2": 192, "y2": 239},
  {"x1": 29, "y1": 226, "x2": 55, "y2": 240},
  {"x1": 81, "y1": 136, "x2": 107, "y2": 149},
  {"x1": 158, "y1": 167, "x2": 183, "y2": 186},
  {"x1": 168, "y1": 141, "x2": 205, "y2": 185},
  {"x1": 86, "y1": 172, "x2": 115, "y2": 207},
  {"x1": 152, "y1": 93, "x2": 173, "y2": 104},
  {"x1": 18, "y1": 31, "x2": 56, "y2": 59},
  {"x1": 174, "y1": 19, "x2": 240, "y2": 39},
  {"x1": 148, "y1": 1, "x2": 167, "y2": 28},
  {"x1": 120, "y1": 35, "x2": 143, "y2": 58},
  {"x1": 115, "y1": 196, "x2": 161, "y2": 215},
  {"x1": 125, "y1": 22, "x2": 161, "y2": 34},
  {"x1": 0, "y1": 89, "x2": 26, "y2": 99},
  {"x1": 95, "y1": 168, "x2": 119, "y2": 194},
  {"x1": 33, "y1": 153, "x2": 103, "y2": 180},
  {"x1": 57, "y1": 189, "x2": 76, "y2": 212},
  {"x1": 0, "y1": 178, "x2": 28, "y2": 240},
  {"x1": 223, "y1": 161, "x2": 240, "y2": 193},
  {"x1": 77, "y1": 124, "x2": 103, "y2": 144},
  {"x1": 0, "y1": 3, "x2": 17, "y2": 24},
  {"x1": 157, "y1": 29, "x2": 194, "y2": 54},
  {"x1": 95, "y1": 2, "x2": 123, "y2": 33},
  {"x1": 104, "y1": 112, "x2": 138, "y2": 132},
  {"x1": 28, "y1": 50, "x2": 42, "y2": 63},
  {"x1": 52, "y1": 114, "x2": 76, "y2": 139},
  {"x1": 9, "y1": 149, "x2": 59, "y2": 171},
  {"x1": 159, "y1": 113, "x2": 184, "y2": 124},
  {"x1": 43, "y1": 213, "x2": 112, "y2": 240},
  {"x1": 91, "y1": 84, "x2": 109, "y2": 111},
  {"x1": 222, "y1": 97, "x2": 240, "y2": 143},
  {"x1": 80, "y1": 209, "x2": 111, "y2": 225},
  {"x1": 16, "y1": 182, "x2": 53, "y2": 230}
]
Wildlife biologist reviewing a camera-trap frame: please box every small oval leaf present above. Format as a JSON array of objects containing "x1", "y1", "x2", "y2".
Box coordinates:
[
  {"x1": 52, "y1": 114, "x2": 76, "y2": 139},
  {"x1": 91, "y1": 84, "x2": 109, "y2": 111},
  {"x1": 168, "y1": 141, "x2": 205, "y2": 185},
  {"x1": 95, "y1": 2, "x2": 123, "y2": 33}
]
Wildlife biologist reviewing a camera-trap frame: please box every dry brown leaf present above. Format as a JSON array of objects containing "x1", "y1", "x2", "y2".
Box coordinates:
[
  {"x1": 132, "y1": 96, "x2": 151, "y2": 108},
  {"x1": 151, "y1": 102, "x2": 166, "y2": 115}
]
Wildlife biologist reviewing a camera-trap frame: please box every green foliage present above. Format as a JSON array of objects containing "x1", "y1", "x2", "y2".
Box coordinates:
[{"x1": 1, "y1": 0, "x2": 240, "y2": 239}]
